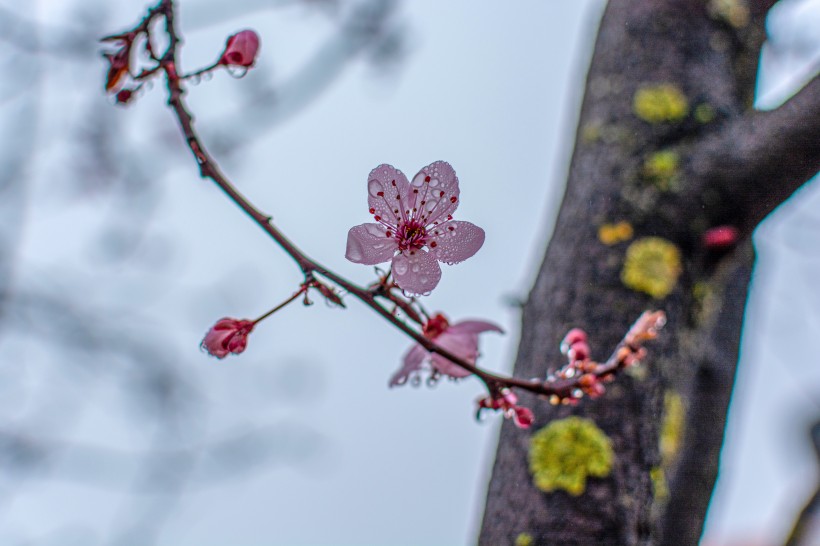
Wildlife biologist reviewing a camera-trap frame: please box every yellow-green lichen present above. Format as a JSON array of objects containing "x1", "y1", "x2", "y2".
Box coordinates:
[
  {"x1": 633, "y1": 84, "x2": 689, "y2": 124},
  {"x1": 515, "y1": 532, "x2": 534, "y2": 546},
  {"x1": 693, "y1": 281, "x2": 718, "y2": 325},
  {"x1": 651, "y1": 466, "x2": 669, "y2": 501},
  {"x1": 621, "y1": 237, "x2": 682, "y2": 299},
  {"x1": 708, "y1": 0, "x2": 750, "y2": 28},
  {"x1": 642, "y1": 150, "x2": 680, "y2": 191},
  {"x1": 581, "y1": 122, "x2": 603, "y2": 144},
  {"x1": 528, "y1": 416, "x2": 614, "y2": 496},
  {"x1": 652, "y1": 392, "x2": 684, "y2": 502},
  {"x1": 694, "y1": 103, "x2": 716, "y2": 124},
  {"x1": 598, "y1": 221, "x2": 634, "y2": 245},
  {"x1": 660, "y1": 391, "x2": 684, "y2": 464}
]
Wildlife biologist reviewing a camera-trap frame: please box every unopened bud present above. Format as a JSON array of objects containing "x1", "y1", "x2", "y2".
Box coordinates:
[{"x1": 219, "y1": 30, "x2": 260, "y2": 68}]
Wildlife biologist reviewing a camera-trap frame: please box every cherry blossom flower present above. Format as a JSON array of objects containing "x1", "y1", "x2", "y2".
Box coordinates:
[
  {"x1": 345, "y1": 161, "x2": 485, "y2": 295},
  {"x1": 389, "y1": 313, "x2": 503, "y2": 386},
  {"x1": 476, "y1": 390, "x2": 534, "y2": 429},
  {"x1": 201, "y1": 317, "x2": 255, "y2": 358},
  {"x1": 219, "y1": 30, "x2": 260, "y2": 68}
]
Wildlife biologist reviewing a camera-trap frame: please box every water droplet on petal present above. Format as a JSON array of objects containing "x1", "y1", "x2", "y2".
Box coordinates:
[
  {"x1": 368, "y1": 179, "x2": 383, "y2": 197},
  {"x1": 429, "y1": 178, "x2": 440, "y2": 187},
  {"x1": 411, "y1": 264, "x2": 420, "y2": 273},
  {"x1": 393, "y1": 255, "x2": 409, "y2": 275},
  {"x1": 365, "y1": 224, "x2": 387, "y2": 237}
]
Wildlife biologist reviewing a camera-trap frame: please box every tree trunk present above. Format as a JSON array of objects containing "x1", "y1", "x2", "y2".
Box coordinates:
[{"x1": 478, "y1": 1, "x2": 820, "y2": 544}]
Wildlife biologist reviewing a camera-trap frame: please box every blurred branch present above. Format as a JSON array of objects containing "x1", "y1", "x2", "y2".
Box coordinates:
[
  {"x1": 194, "y1": 0, "x2": 404, "y2": 158},
  {"x1": 783, "y1": 420, "x2": 820, "y2": 546}
]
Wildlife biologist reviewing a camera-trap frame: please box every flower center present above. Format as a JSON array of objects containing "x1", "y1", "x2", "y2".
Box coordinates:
[
  {"x1": 423, "y1": 313, "x2": 450, "y2": 339},
  {"x1": 397, "y1": 220, "x2": 427, "y2": 252}
]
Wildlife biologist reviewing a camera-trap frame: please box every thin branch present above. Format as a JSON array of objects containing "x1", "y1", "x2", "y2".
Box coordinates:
[{"x1": 112, "y1": 0, "x2": 666, "y2": 405}]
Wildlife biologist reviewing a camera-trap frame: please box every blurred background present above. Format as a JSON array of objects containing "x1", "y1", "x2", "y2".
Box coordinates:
[{"x1": 0, "y1": 0, "x2": 818, "y2": 544}]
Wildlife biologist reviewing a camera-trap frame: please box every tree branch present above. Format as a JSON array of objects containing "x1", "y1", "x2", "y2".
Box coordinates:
[
  {"x1": 687, "y1": 75, "x2": 820, "y2": 232},
  {"x1": 107, "y1": 0, "x2": 667, "y2": 407},
  {"x1": 783, "y1": 420, "x2": 820, "y2": 546}
]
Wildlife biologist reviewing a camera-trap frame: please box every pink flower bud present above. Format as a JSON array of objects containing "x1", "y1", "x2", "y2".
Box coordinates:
[
  {"x1": 512, "y1": 406, "x2": 534, "y2": 429},
  {"x1": 703, "y1": 225, "x2": 739, "y2": 250},
  {"x1": 201, "y1": 317, "x2": 255, "y2": 359},
  {"x1": 115, "y1": 88, "x2": 135, "y2": 105},
  {"x1": 568, "y1": 341, "x2": 590, "y2": 361},
  {"x1": 560, "y1": 328, "x2": 588, "y2": 355},
  {"x1": 219, "y1": 30, "x2": 260, "y2": 68}
]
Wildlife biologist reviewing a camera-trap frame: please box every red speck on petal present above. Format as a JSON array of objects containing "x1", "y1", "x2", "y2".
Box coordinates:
[
  {"x1": 450, "y1": 196, "x2": 457, "y2": 203},
  {"x1": 439, "y1": 191, "x2": 445, "y2": 197},
  {"x1": 425, "y1": 176, "x2": 431, "y2": 182},
  {"x1": 369, "y1": 207, "x2": 376, "y2": 213},
  {"x1": 374, "y1": 215, "x2": 381, "y2": 221},
  {"x1": 377, "y1": 191, "x2": 384, "y2": 197},
  {"x1": 703, "y1": 225, "x2": 739, "y2": 250},
  {"x1": 430, "y1": 241, "x2": 437, "y2": 248}
]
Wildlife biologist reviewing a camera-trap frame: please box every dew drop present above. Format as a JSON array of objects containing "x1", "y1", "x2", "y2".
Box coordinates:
[
  {"x1": 411, "y1": 172, "x2": 426, "y2": 187},
  {"x1": 411, "y1": 264, "x2": 420, "y2": 273},
  {"x1": 368, "y1": 179, "x2": 383, "y2": 197},
  {"x1": 393, "y1": 256, "x2": 409, "y2": 275},
  {"x1": 364, "y1": 224, "x2": 386, "y2": 237}
]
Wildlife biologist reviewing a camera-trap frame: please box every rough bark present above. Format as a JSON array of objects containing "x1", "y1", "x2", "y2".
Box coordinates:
[{"x1": 478, "y1": 1, "x2": 820, "y2": 545}]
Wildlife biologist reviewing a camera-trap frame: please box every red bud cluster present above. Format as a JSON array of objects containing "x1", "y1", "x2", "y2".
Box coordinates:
[{"x1": 476, "y1": 389, "x2": 534, "y2": 429}]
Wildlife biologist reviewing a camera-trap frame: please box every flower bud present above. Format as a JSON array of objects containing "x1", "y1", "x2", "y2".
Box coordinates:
[
  {"x1": 568, "y1": 341, "x2": 590, "y2": 362},
  {"x1": 201, "y1": 317, "x2": 255, "y2": 358},
  {"x1": 703, "y1": 225, "x2": 739, "y2": 250},
  {"x1": 560, "y1": 328, "x2": 588, "y2": 355},
  {"x1": 219, "y1": 30, "x2": 260, "y2": 68}
]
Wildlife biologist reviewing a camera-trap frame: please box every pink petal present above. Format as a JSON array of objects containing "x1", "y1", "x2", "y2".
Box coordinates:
[
  {"x1": 408, "y1": 161, "x2": 461, "y2": 227},
  {"x1": 428, "y1": 220, "x2": 485, "y2": 265},
  {"x1": 367, "y1": 164, "x2": 411, "y2": 227},
  {"x1": 446, "y1": 320, "x2": 504, "y2": 335},
  {"x1": 430, "y1": 331, "x2": 479, "y2": 378},
  {"x1": 391, "y1": 250, "x2": 442, "y2": 295},
  {"x1": 389, "y1": 344, "x2": 428, "y2": 387},
  {"x1": 345, "y1": 223, "x2": 398, "y2": 265}
]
